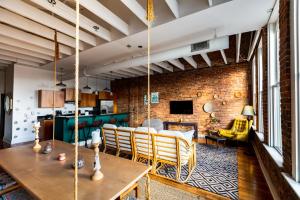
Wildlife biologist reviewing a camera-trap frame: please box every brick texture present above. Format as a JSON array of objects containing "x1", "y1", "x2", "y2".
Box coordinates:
[
  {"x1": 262, "y1": 27, "x2": 269, "y2": 144},
  {"x1": 279, "y1": 0, "x2": 292, "y2": 174},
  {"x1": 112, "y1": 63, "x2": 250, "y2": 135}
]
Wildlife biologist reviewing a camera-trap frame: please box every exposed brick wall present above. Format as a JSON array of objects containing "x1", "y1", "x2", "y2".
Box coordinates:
[
  {"x1": 279, "y1": 0, "x2": 292, "y2": 174},
  {"x1": 112, "y1": 63, "x2": 250, "y2": 135},
  {"x1": 262, "y1": 27, "x2": 269, "y2": 144}
]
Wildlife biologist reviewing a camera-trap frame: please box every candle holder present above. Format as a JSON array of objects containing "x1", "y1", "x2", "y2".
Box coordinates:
[
  {"x1": 33, "y1": 122, "x2": 41, "y2": 151},
  {"x1": 91, "y1": 142, "x2": 103, "y2": 181}
]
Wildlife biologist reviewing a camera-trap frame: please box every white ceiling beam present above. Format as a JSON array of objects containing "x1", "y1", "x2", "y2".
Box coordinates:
[
  {"x1": 109, "y1": 72, "x2": 131, "y2": 78},
  {"x1": 142, "y1": 64, "x2": 163, "y2": 74},
  {"x1": 155, "y1": 62, "x2": 174, "y2": 72},
  {"x1": 102, "y1": 73, "x2": 122, "y2": 79},
  {"x1": 236, "y1": 33, "x2": 241, "y2": 63},
  {"x1": 80, "y1": 0, "x2": 129, "y2": 35},
  {"x1": 220, "y1": 50, "x2": 228, "y2": 64},
  {"x1": 0, "y1": 0, "x2": 97, "y2": 46},
  {"x1": 0, "y1": 43, "x2": 52, "y2": 61},
  {"x1": 247, "y1": 29, "x2": 261, "y2": 61},
  {"x1": 200, "y1": 53, "x2": 212, "y2": 67},
  {"x1": 132, "y1": 66, "x2": 154, "y2": 75},
  {"x1": 165, "y1": 0, "x2": 180, "y2": 18},
  {"x1": 168, "y1": 59, "x2": 185, "y2": 70},
  {"x1": 121, "y1": 68, "x2": 145, "y2": 76},
  {"x1": 97, "y1": 75, "x2": 114, "y2": 81},
  {"x1": 0, "y1": 8, "x2": 86, "y2": 51},
  {"x1": 183, "y1": 56, "x2": 197, "y2": 68},
  {"x1": 117, "y1": 69, "x2": 140, "y2": 77},
  {"x1": 0, "y1": 49, "x2": 47, "y2": 64},
  {"x1": 86, "y1": 37, "x2": 229, "y2": 75},
  {"x1": 0, "y1": 36, "x2": 61, "y2": 58},
  {"x1": 30, "y1": 0, "x2": 111, "y2": 42},
  {"x1": 0, "y1": 55, "x2": 40, "y2": 67},
  {"x1": 120, "y1": 0, "x2": 147, "y2": 25},
  {"x1": 0, "y1": 24, "x2": 73, "y2": 56}
]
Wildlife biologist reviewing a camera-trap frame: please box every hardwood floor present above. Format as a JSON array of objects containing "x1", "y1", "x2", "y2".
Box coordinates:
[
  {"x1": 0, "y1": 139, "x2": 273, "y2": 200},
  {"x1": 150, "y1": 138, "x2": 273, "y2": 200}
]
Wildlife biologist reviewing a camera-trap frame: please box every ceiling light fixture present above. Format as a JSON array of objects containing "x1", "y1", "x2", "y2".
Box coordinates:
[
  {"x1": 83, "y1": 77, "x2": 91, "y2": 90},
  {"x1": 56, "y1": 67, "x2": 66, "y2": 87}
]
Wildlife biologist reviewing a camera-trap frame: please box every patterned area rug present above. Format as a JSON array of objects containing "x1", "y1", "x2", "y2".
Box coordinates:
[{"x1": 157, "y1": 144, "x2": 239, "y2": 200}]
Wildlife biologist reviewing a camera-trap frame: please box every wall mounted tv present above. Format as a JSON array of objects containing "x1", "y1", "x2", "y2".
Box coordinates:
[{"x1": 170, "y1": 100, "x2": 193, "y2": 114}]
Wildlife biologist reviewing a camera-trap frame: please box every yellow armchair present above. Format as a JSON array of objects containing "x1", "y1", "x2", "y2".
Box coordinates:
[{"x1": 219, "y1": 119, "x2": 252, "y2": 142}]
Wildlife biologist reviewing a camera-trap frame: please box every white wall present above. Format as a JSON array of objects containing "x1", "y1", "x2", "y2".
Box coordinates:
[{"x1": 9, "y1": 64, "x2": 108, "y2": 144}]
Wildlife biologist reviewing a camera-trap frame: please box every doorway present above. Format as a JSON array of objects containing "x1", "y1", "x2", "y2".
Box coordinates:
[{"x1": 0, "y1": 94, "x2": 5, "y2": 140}]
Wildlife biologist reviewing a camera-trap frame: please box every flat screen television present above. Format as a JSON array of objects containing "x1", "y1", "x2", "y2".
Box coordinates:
[{"x1": 170, "y1": 100, "x2": 193, "y2": 114}]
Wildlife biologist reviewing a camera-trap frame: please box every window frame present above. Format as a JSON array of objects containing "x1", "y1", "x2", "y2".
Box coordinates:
[
  {"x1": 267, "y1": 21, "x2": 282, "y2": 154},
  {"x1": 257, "y1": 42, "x2": 264, "y2": 133},
  {"x1": 252, "y1": 57, "x2": 257, "y2": 127},
  {"x1": 291, "y1": 0, "x2": 300, "y2": 182}
]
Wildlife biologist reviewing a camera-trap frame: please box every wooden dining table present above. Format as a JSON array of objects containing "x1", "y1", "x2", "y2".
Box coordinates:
[{"x1": 0, "y1": 140, "x2": 151, "y2": 200}]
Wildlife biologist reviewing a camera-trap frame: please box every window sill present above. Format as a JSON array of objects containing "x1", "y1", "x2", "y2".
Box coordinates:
[
  {"x1": 282, "y1": 173, "x2": 300, "y2": 199},
  {"x1": 263, "y1": 143, "x2": 283, "y2": 168},
  {"x1": 256, "y1": 131, "x2": 264, "y2": 142}
]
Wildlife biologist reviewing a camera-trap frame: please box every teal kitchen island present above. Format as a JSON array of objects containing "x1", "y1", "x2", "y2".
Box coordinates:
[{"x1": 55, "y1": 113, "x2": 129, "y2": 143}]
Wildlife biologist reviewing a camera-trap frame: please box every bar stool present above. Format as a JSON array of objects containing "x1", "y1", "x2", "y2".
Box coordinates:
[
  {"x1": 69, "y1": 121, "x2": 88, "y2": 144},
  {"x1": 109, "y1": 118, "x2": 117, "y2": 125},
  {"x1": 121, "y1": 117, "x2": 129, "y2": 127},
  {"x1": 88, "y1": 120, "x2": 103, "y2": 138}
]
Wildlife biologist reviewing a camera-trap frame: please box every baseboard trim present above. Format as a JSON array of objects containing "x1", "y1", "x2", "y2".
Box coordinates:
[{"x1": 252, "y1": 141, "x2": 280, "y2": 200}]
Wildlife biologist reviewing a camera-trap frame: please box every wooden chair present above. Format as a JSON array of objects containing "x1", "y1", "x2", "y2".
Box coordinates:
[
  {"x1": 102, "y1": 124, "x2": 118, "y2": 155},
  {"x1": 132, "y1": 127, "x2": 157, "y2": 169},
  {"x1": 132, "y1": 129, "x2": 197, "y2": 183},
  {"x1": 116, "y1": 127, "x2": 135, "y2": 159},
  {"x1": 153, "y1": 131, "x2": 197, "y2": 183}
]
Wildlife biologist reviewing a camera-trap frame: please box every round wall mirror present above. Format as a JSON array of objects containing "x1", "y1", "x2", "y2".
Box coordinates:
[{"x1": 203, "y1": 102, "x2": 215, "y2": 113}]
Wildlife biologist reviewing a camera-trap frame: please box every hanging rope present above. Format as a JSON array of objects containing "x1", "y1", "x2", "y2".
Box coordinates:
[
  {"x1": 53, "y1": 30, "x2": 59, "y2": 143},
  {"x1": 74, "y1": 0, "x2": 80, "y2": 199},
  {"x1": 146, "y1": 1, "x2": 154, "y2": 199}
]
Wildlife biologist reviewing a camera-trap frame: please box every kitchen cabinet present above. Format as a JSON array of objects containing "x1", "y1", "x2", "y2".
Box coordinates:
[
  {"x1": 62, "y1": 88, "x2": 81, "y2": 102},
  {"x1": 99, "y1": 91, "x2": 113, "y2": 100},
  {"x1": 63, "y1": 88, "x2": 75, "y2": 102},
  {"x1": 80, "y1": 93, "x2": 96, "y2": 107},
  {"x1": 38, "y1": 90, "x2": 64, "y2": 108}
]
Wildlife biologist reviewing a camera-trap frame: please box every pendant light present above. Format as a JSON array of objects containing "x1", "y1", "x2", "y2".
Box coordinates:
[
  {"x1": 83, "y1": 76, "x2": 91, "y2": 90},
  {"x1": 56, "y1": 67, "x2": 67, "y2": 87},
  {"x1": 102, "y1": 72, "x2": 112, "y2": 95},
  {"x1": 93, "y1": 78, "x2": 99, "y2": 95}
]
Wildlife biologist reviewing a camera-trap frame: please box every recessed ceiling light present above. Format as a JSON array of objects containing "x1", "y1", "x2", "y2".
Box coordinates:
[
  {"x1": 138, "y1": 45, "x2": 143, "y2": 48},
  {"x1": 126, "y1": 44, "x2": 132, "y2": 48}
]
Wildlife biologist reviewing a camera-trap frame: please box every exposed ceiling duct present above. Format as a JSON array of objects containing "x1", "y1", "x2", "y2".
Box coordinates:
[{"x1": 85, "y1": 36, "x2": 229, "y2": 76}]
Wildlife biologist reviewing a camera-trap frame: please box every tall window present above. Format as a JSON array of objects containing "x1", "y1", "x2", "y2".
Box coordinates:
[
  {"x1": 291, "y1": 0, "x2": 300, "y2": 182},
  {"x1": 257, "y1": 41, "x2": 264, "y2": 133},
  {"x1": 252, "y1": 57, "x2": 257, "y2": 127},
  {"x1": 268, "y1": 21, "x2": 282, "y2": 153}
]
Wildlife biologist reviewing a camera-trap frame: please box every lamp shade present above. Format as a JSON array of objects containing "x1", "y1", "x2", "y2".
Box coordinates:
[{"x1": 242, "y1": 105, "x2": 255, "y2": 116}]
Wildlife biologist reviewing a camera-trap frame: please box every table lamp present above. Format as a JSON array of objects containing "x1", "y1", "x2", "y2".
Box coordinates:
[
  {"x1": 242, "y1": 105, "x2": 255, "y2": 120},
  {"x1": 91, "y1": 130, "x2": 103, "y2": 181}
]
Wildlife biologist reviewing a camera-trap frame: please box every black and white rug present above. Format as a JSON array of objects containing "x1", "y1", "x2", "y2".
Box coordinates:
[{"x1": 157, "y1": 144, "x2": 239, "y2": 200}]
